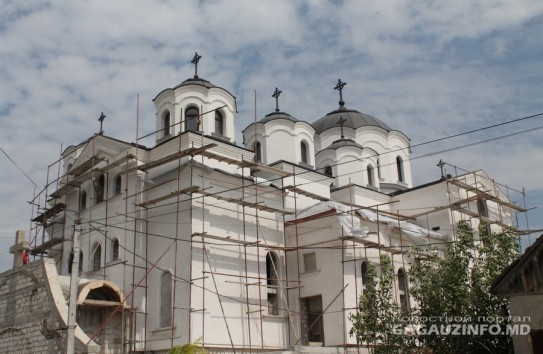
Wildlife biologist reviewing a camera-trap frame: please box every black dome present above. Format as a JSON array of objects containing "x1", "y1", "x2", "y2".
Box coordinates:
[
  {"x1": 174, "y1": 77, "x2": 216, "y2": 89},
  {"x1": 325, "y1": 138, "x2": 364, "y2": 151},
  {"x1": 312, "y1": 107, "x2": 391, "y2": 134},
  {"x1": 260, "y1": 111, "x2": 299, "y2": 124}
]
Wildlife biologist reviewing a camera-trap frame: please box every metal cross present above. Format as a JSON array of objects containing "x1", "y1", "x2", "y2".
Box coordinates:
[
  {"x1": 98, "y1": 112, "x2": 106, "y2": 135},
  {"x1": 191, "y1": 52, "x2": 202, "y2": 78},
  {"x1": 272, "y1": 87, "x2": 282, "y2": 112},
  {"x1": 437, "y1": 159, "x2": 445, "y2": 178},
  {"x1": 334, "y1": 79, "x2": 347, "y2": 106},
  {"x1": 337, "y1": 116, "x2": 346, "y2": 139}
]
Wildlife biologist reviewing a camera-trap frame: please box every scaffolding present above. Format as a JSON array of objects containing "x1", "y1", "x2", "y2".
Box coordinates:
[{"x1": 28, "y1": 119, "x2": 533, "y2": 354}]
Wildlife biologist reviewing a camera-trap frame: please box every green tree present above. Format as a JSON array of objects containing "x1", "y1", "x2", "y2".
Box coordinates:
[
  {"x1": 349, "y1": 255, "x2": 415, "y2": 353},
  {"x1": 409, "y1": 221, "x2": 518, "y2": 354},
  {"x1": 169, "y1": 338, "x2": 207, "y2": 354},
  {"x1": 350, "y1": 221, "x2": 518, "y2": 354}
]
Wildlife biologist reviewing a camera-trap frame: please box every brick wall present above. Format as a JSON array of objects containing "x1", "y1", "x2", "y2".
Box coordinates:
[{"x1": 0, "y1": 259, "x2": 65, "y2": 353}]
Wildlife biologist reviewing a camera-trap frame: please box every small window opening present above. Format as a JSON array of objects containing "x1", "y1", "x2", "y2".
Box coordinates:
[
  {"x1": 215, "y1": 110, "x2": 224, "y2": 135},
  {"x1": 185, "y1": 107, "x2": 199, "y2": 132}
]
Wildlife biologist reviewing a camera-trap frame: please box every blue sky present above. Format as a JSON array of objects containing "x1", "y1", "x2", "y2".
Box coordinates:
[{"x1": 1, "y1": 0, "x2": 543, "y2": 271}]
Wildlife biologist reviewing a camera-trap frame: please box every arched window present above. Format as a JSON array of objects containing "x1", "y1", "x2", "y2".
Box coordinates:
[
  {"x1": 377, "y1": 158, "x2": 382, "y2": 179},
  {"x1": 266, "y1": 252, "x2": 279, "y2": 286},
  {"x1": 112, "y1": 239, "x2": 120, "y2": 261},
  {"x1": 398, "y1": 268, "x2": 409, "y2": 310},
  {"x1": 300, "y1": 141, "x2": 308, "y2": 164},
  {"x1": 114, "y1": 175, "x2": 122, "y2": 196},
  {"x1": 185, "y1": 106, "x2": 199, "y2": 132},
  {"x1": 367, "y1": 165, "x2": 374, "y2": 187},
  {"x1": 94, "y1": 174, "x2": 105, "y2": 204},
  {"x1": 160, "y1": 271, "x2": 173, "y2": 328},
  {"x1": 163, "y1": 111, "x2": 171, "y2": 137},
  {"x1": 396, "y1": 156, "x2": 404, "y2": 183},
  {"x1": 477, "y1": 199, "x2": 491, "y2": 238},
  {"x1": 266, "y1": 252, "x2": 279, "y2": 315},
  {"x1": 361, "y1": 261, "x2": 369, "y2": 289},
  {"x1": 215, "y1": 110, "x2": 224, "y2": 135},
  {"x1": 254, "y1": 141, "x2": 262, "y2": 163},
  {"x1": 93, "y1": 243, "x2": 101, "y2": 271},
  {"x1": 80, "y1": 191, "x2": 87, "y2": 211},
  {"x1": 324, "y1": 165, "x2": 333, "y2": 177},
  {"x1": 66, "y1": 162, "x2": 73, "y2": 173},
  {"x1": 79, "y1": 251, "x2": 84, "y2": 273}
]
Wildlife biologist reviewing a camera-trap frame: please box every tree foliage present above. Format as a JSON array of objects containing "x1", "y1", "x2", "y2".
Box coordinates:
[
  {"x1": 349, "y1": 255, "x2": 416, "y2": 353},
  {"x1": 350, "y1": 221, "x2": 519, "y2": 354},
  {"x1": 169, "y1": 338, "x2": 207, "y2": 354}
]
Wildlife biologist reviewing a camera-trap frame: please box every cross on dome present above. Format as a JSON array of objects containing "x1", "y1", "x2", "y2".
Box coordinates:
[
  {"x1": 98, "y1": 112, "x2": 106, "y2": 135},
  {"x1": 191, "y1": 52, "x2": 202, "y2": 78},
  {"x1": 334, "y1": 79, "x2": 347, "y2": 107},
  {"x1": 272, "y1": 87, "x2": 282, "y2": 112}
]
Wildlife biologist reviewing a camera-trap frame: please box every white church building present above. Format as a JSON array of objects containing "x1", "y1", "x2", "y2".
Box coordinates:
[{"x1": 1, "y1": 54, "x2": 527, "y2": 354}]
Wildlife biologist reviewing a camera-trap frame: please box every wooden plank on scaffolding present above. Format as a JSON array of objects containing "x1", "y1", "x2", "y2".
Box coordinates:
[
  {"x1": 97, "y1": 153, "x2": 136, "y2": 173},
  {"x1": 69, "y1": 155, "x2": 106, "y2": 177},
  {"x1": 192, "y1": 232, "x2": 259, "y2": 245},
  {"x1": 200, "y1": 150, "x2": 248, "y2": 166},
  {"x1": 50, "y1": 181, "x2": 82, "y2": 198},
  {"x1": 449, "y1": 179, "x2": 527, "y2": 212},
  {"x1": 137, "y1": 144, "x2": 218, "y2": 172},
  {"x1": 337, "y1": 200, "x2": 414, "y2": 221},
  {"x1": 137, "y1": 186, "x2": 201, "y2": 207},
  {"x1": 32, "y1": 203, "x2": 67, "y2": 223},
  {"x1": 30, "y1": 237, "x2": 64, "y2": 255},
  {"x1": 282, "y1": 185, "x2": 329, "y2": 201},
  {"x1": 455, "y1": 207, "x2": 512, "y2": 229},
  {"x1": 195, "y1": 190, "x2": 293, "y2": 215},
  {"x1": 339, "y1": 235, "x2": 404, "y2": 254},
  {"x1": 409, "y1": 195, "x2": 480, "y2": 218},
  {"x1": 238, "y1": 161, "x2": 292, "y2": 177}
]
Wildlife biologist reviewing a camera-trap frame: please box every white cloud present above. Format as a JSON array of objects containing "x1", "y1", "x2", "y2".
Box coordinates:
[{"x1": 0, "y1": 0, "x2": 542, "y2": 271}]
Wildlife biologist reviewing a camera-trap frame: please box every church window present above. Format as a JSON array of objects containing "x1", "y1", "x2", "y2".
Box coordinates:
[
  {"x1": 92, "y1": 243, "x2": 101, "y2": 271},
  {"x1": 367, "y1": 165, "x2": 374, "y2": 187},
  {"x1": 215, "y1": 110, "x2": 224, "y2": 135},
  {"x1": 163, "y1": 111, "x2": 171, "y2": 137},
  {"x1": 94, "y1": 174, "x2": 105, "y2": 204},
  {"x1": 300, "y1": 141, "x2": 309, "y2": 164},
  {"x1": 79, "y1": 251, "x2": 83, "y2": 273},
  {"x1": 160, "y1": 271, "x2": 173, "y2": 328},
  {"x1": 80, "y1": 191, "x2": 87, "y2": 211},
  {"x1": 185, "y1": 106, "x2": 199, "y2": 132},
  {"x1": 477, "y1": 199, "x2": 491, "y2": 238},
  {"x1": 398, "y1": 268, "x2": 409, "y2": 310},
  {"x1": 112, "y1": 239, "x2": 120, "y2": 261},
  {"x1": 396, "y1": 156, "x2": 404, "y2": 183},
  {"x1": 266, "y1": 252, "x2": 279, "y2": 315},
  {"x1": 361, "y1": 261, "x2": 369, "y2": 289},
  {"x1": 254, "y1": 141, "x2": 262, "y2": 163},
  {"x1": 324, "y1": 165, "x2": 333, "y2": 177},
  {"x1": 114, "y1": 175, "x2": 122, "y2": 196}
]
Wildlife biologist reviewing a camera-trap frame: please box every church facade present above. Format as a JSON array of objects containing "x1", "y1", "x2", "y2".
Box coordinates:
[{"x1": 12, "y1": 55, "x2": 525, "y2": 353}]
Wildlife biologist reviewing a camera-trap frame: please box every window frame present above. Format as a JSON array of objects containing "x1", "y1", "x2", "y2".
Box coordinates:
[
  {"x1": 185, "y1": 106, "x2": 200, "y2": 132},
  {"x1": 303, "y1": 252, "x2": 317, "y2": 273},
  {"x1": 215, "y1": 109, "x2": 224, "y2": 136},
  {"x1": 160, "y1": 271, "x2": 173, "y2": 328},
  {"x1": 163, "y1": 111, "x2": 171, "y2": 137}
]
